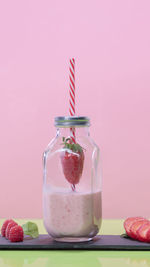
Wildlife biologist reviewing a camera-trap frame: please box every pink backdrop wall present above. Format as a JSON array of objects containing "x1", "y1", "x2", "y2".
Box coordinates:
[{"x1": 0, "y1": 0, "x2": 150, "y2": 218}]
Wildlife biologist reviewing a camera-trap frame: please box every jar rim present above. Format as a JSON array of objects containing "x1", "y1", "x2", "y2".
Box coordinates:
[{"x1": 54, "y1": 116, "x2": 90, "y2": 127}]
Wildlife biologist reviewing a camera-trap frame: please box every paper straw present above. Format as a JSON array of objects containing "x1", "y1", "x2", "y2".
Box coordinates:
[
  {"x1": 69, "y1": 58, "x2": 76, "y2": 143},
  {"x1": 69, "y1": 58, "x2": 76, "y2": 191}
]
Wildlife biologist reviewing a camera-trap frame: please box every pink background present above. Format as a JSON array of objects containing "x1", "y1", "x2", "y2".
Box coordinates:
[{"x1": 0, "y1": 0, "x2": 150, "y2": 219}]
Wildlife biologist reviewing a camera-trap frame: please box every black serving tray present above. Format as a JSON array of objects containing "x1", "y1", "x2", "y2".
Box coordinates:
[{"x1": 0, "y1": 235, "x2": 150, "y2": 250}]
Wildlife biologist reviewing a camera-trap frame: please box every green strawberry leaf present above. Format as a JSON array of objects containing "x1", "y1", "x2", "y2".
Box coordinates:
[
  {"x1": 22, "y1": 222, "x2": 39, "y2": 238},
  {"x1": 120, "y1": 233, "x2": 130, "y2": 239},
  {"x1": 62, "y1": 137, "x2": 84, "y2": 153}
]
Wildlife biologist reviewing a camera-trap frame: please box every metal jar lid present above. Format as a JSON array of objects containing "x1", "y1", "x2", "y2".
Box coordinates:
[{"x1": 54, "y1": 116, "x2": 90, "y2": 127}]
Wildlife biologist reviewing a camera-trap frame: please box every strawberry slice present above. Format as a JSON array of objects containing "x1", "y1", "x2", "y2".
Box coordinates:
[
  {"x1": 124, "y1": 217, "x2": 146, "y2": 237},
  {"x1": 5, "y1": 221, "x2": 18, "y2": 239},
  {"x1": 1, "y1": 219, "x2": 14, "y2": 237},
  {"x1": 130, "y1": 219, "x2": 149, "y2": 239},
  {"x1": 60, "y1": 137, "x2": 84, "y2": 186},
  {"x1": 137, "y1": 223, "x2": 150, "y2": 242},
  {"x1": 146, "y1": 229, "x2": 150, "y2": 242}
]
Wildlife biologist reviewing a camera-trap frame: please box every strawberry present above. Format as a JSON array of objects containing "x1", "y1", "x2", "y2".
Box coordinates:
[
  {"x1": 60, "y1": 137, "x2": 84, "y2": 186},
  {"x1": 130, "y1": 219, "x2": 149, "y2": 239},
  {"x1": 5, "y1": 221, "x2": 18, "y2": 239},
  {"x1": 146, "y1": 228, "x2": 150, "y2": 242},
  {"x1": 9, "y1": 225, "x2": 24, "y2": 242},
  {"x1": 137, "y1": 223, "x2": 150, "y2": 242},
  {"x1": 124, "y1": 217, "x2": 146, "y2": 237},
  {"x1": 1, "y1": 219, "x2": 14, "y2": 237}
]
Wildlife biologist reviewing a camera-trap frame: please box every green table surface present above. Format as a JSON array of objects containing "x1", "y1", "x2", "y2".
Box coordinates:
[{"x1": 0, "y1": 219, "x2": 150, "y2": 267}]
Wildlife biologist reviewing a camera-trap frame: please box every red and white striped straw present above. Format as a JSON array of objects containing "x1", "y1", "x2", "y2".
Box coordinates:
[{"x1": 69, "y1": 58, "x2": 76, "y2": 143}]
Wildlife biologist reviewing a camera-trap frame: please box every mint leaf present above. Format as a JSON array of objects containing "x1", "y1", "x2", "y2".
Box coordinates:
[{"x1": 22, "y1": 222, "x2": 39, "y2": 238}]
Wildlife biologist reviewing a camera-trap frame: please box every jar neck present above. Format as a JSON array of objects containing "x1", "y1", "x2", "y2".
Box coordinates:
[{"x1": 56, "y1": 126, "x2": 90, "y2": 138}]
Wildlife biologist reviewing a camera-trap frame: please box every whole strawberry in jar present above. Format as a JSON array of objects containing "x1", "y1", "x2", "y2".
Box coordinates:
[
  {"x1": 60, "y1": 137, "x2": 85, "y2": 190},
  {"x1": 43, "y1": 116, "x2": 102, "y2": 242}
]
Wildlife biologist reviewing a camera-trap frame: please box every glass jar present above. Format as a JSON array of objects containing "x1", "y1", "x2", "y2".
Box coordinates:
[{"x1": 43, "y1": 116, "x2": 102, "y2": 242}]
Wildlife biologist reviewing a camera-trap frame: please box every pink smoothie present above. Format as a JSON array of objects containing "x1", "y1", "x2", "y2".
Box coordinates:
[{"x1": 43, "y1": 186, "x2": 102, "y2": 238}]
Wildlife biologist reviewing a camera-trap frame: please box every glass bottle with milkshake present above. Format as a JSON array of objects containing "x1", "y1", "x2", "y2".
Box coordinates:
[{"x1": 43, "y1": 59, "x2": 102, "y2": 242}]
